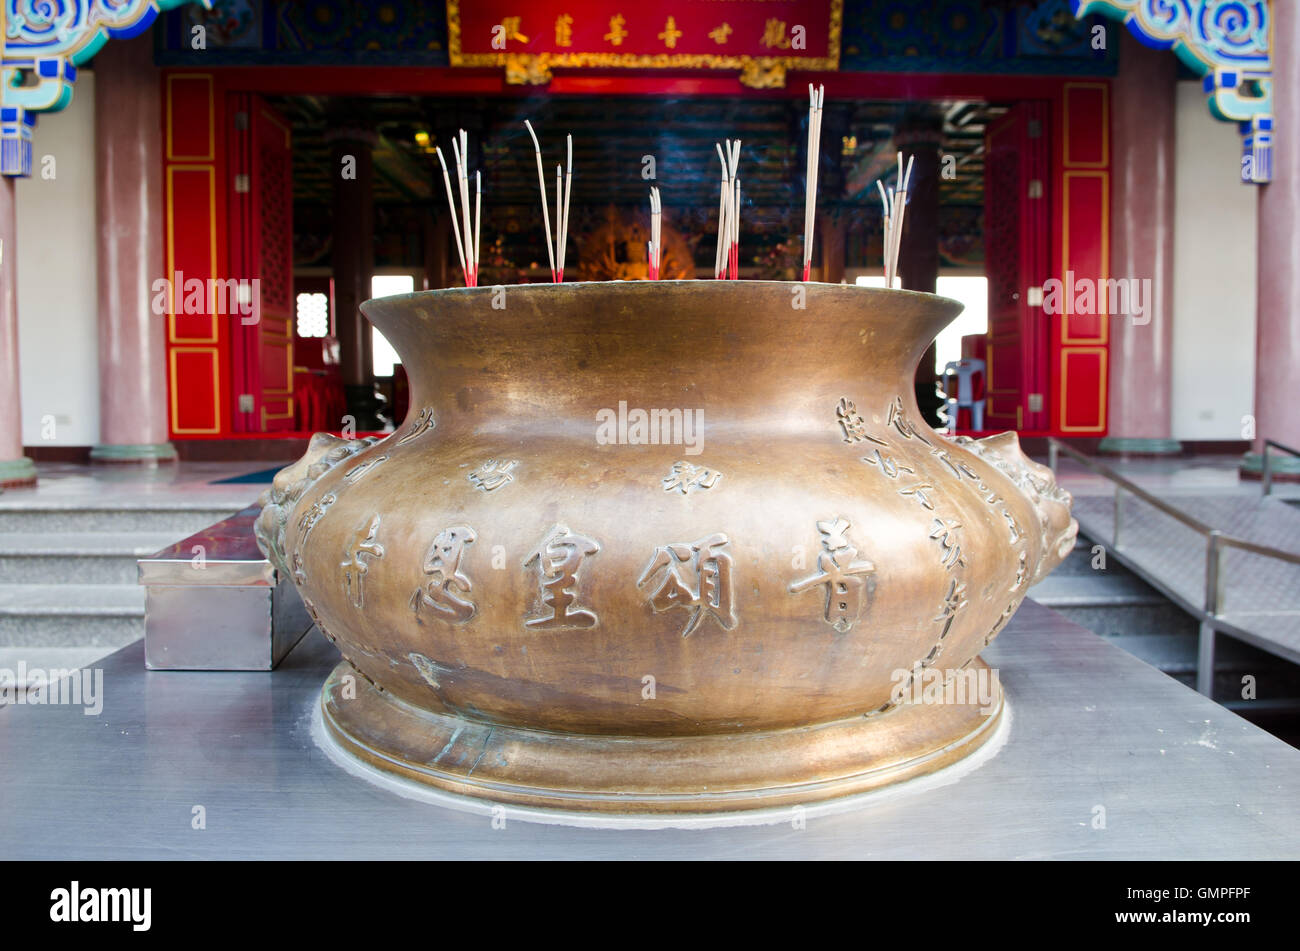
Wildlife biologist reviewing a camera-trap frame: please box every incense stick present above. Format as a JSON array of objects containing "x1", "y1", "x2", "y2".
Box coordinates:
[
  {"x1": 648, "y1": 186, "x2": 662, "y2": 279},
  {"x1": 558, "y1": 134, "x2": 573, "y2": 283},
  {"x1": 435, "y1": 146, "x2": 469, "y2": 287},
  {"x1": 555, "y1": 164, "x2": 563, "y2": 281},
  {"x1": 712, "y1": 142, "x2": 733, "y2": 278},
  {"x1": 803, "y1": 84, "x2": 825, "y2": 283},
  {"x1": 728, "y1": 140, "x2": 741, "y2": 279},
  {"x1": 877, "y1": 152, "x2": 915, "y2": 289},
  {"x1": 523, "y1": 120, "x2": 557, "y2": 282},
  {"x1": 473, "y1": 170, "x2": 481, "y2": 287}
]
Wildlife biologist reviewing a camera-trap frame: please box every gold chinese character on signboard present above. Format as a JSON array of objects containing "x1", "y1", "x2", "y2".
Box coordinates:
[
  {"x1": 501, "y1": 16, "x2": 529, "y2": 44},
  {"x1": 709, "y1": 23, "x2": 732, "y2": 45},
  {"x1": 659, "y1": 16, "x2": 683, "y2": 49},
  {"x1": 555, "y1": 13, "x2": 574, "y2": 47},
  {"x1": 760, "y1": 18, "x2": 791, "y2": 50},
  {"x1": 605, "y1": 14, "x2": 628, "y2": 46}
]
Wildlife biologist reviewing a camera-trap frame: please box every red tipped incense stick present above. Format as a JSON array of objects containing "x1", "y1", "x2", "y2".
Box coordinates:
[{"x1": 802, "y1": 84, "x2": 824, "y2": 283}]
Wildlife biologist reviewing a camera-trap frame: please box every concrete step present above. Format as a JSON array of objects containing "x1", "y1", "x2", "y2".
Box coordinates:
[
  {"x1": 1029, "y1": 570, "x2": 1166, "y2": 607},
  {"x1": 0, "y1": 584, "x2": 145, "y2": 648},
  {"x1": 0, "y1": 532, "x2": 182, "y2": 585},
  {"x1": 1046, "y1": 537, "x2": 1107, "y2": 575},
  {"x1": 0, "y1": 503, "x2": 242, "y2": 534}
]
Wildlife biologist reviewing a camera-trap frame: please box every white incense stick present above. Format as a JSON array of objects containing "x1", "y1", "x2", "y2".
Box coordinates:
[
  {"x1": 559, "y1": 134, "x2": 573, "y2": 282},
  {"x1": 732, "y1": 178, "x2": 740, "y2": 279},
  {"x1": 877, "y1": 152, "x2": 915, "y2": 288},
  {"x1": 803, "y1": 84, "x2": 825, "y2": 282},
  {"x1": 555, "y1": 164, "x2": 563, "y2": 280},
  {"x1": 435, "y1": 146, "x2": 468, "y2": 286},
  {"x1": 453, "y1": 133, "x2": 474, "y2": 284},
  {"x1": 473, "y1": 170, "x2": 481, "y2": 284},
  {"x1": 733, "y1": 139, "x2": 743, "y2": 278},
  {"x1": 523, "y1": 120, "x2": 557, "y2": 281},
  {"x1": 714, "y1": 142, "x2": 730, "y2": 279},
  {"x1": 876, "y1": 180, "x2": 892, "y2": 285}
]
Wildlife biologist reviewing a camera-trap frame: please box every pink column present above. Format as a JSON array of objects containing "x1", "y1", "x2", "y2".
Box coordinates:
[
  {"x1": 0, "y1": 174, "x2": 37, "y2": 486},
  {"x1": 1247, "y1": 0, "x2": 1300, "y2": 477},
  {"x1": 1099, "y1": 29, "x2": 1180, "y2": 455},
  {"x1": 89, "y1": 35, "x2": 175, "y2": 463}
]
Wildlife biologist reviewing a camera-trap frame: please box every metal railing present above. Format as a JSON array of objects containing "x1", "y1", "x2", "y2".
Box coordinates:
[
  {"x1": 1047, "y1": 438, "x2": 1300, "y2": 695},
  {"x1": 1262, "y1": 439, "x2": 1300, "y2": 497}
]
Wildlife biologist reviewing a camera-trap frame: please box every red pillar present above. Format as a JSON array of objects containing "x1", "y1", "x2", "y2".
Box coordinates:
[
  {"x1": 0, "y1": 175, "x2": 37, "y2": 486},
  {"x1": 1099, "y1": 29, "x2": 1180, "y2": 455},
  {"x1": 1244, "y1": 0, "x2": 1300, "y2": 477},
  {"x1": 91, "y1": 34, "x2": 176, "y2": 462}
]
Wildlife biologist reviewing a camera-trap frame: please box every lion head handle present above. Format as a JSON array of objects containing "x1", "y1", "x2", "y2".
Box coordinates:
[
  {"x1": 955, "y1": 432, "x2": 1078, "y2": 584},
  {"x1": 254, "y1": 433, "x2": 380, "y2": 576}
]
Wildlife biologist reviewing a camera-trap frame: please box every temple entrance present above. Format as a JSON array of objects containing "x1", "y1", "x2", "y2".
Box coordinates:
[{"x1": 161, "y1": 73, "x2": 1109, "y2": 441}]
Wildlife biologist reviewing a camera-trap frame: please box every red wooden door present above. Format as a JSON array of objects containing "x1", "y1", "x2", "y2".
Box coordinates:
[
  {"x1": 983, "y1": 102, "x2": 1050, "y2": 431},
  {"x1": 228, "y1": 94, "x2": 295, "y2": 432}
]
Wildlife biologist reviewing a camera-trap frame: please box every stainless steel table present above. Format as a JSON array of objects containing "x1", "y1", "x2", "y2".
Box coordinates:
[{"x1": 4, "y1": 600, "x2": 1298, "y2": 859}]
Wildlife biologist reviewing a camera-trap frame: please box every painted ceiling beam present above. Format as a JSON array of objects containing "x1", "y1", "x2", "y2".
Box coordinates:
[
  {"x1": 1073, "y1": 0, "x2": 1272, "y2": 183},
  {"x1": 2, "y1": 0, "x2": 209, "y2": 176}
]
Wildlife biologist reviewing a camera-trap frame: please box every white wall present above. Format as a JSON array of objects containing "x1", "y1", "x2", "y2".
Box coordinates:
[
  {"x1": 16, "y1": 73, "x2": 100, "y2": 446},
  {"x1": 1171, "y1": 80, "x2": 1256, "y2": 441}
]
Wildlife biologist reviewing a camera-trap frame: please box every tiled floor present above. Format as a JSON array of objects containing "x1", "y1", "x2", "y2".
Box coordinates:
[
  {"x1": 0, "y1": 460, "x2": 279, "y2": 511},
  {"x1": 1048, "y1": 453, "x2": 1300, "y2": 501}
]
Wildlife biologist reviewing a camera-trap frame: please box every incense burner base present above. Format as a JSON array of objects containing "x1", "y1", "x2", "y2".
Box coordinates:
[{"x1": 320, "y1": 659, "x2": 1005, "y2": 815}]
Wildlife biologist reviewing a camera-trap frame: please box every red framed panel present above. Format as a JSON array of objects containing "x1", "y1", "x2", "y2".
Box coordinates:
[
  {"x1": 1051, "y1": 81, "x2": 1110, "y2": 434},
  {"x1": 983, "y1": 101, "x2": 1050, "y2": 432},
  {"x1": 163, "y1": 72, "x2": 231, "y2": 437},
  {"x1": 227, "y1": 94, "x2": 296, "y2": 432}
]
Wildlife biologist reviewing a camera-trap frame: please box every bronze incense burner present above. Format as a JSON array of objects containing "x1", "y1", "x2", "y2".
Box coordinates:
[{"x1": 257, "y1": 281, "x2": 1076, "y2": 813}]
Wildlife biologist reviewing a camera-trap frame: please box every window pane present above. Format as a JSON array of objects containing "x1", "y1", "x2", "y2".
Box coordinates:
[{"x1": 370, "y1": 275, "x2": 415, "y2": 377}]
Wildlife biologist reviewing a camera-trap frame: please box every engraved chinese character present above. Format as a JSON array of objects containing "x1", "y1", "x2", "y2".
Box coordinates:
[
  {"x1": 555, "y1": 13, "x2": 574, "y2": 47},
  {"x1": 410, "y1": 526, "x2": 477, "y2": 624},
  {"x1": 397, "y1": 407, "x2": 436, "y2": 445},
  {"x1": 344, "y1": 453, "x2": 388, "y2": 484},
  {"x1": 662, "y1": 460, "x2": 722, "y2": 495},
  {"x1": 523, "y1": 524, "x2": 600, "y2": 630},
  {"x1": 929, "y1": 517, "x2": 965, "y2": 570},
  {"x1": 1000, "y1": 507, "x2": 1023, "y2": 544},
  {"x1": 934, "y1": 578, "x2": 968, "y2": 628},
  {"x1": 887, "y1": 396, "x2": 933, "y2": 445},
  {"x1": 468, "y1": 458, "x2": 519, "y2": 493},
  {"x1": 709, "y1": 22, "x2": 733, "y2": 44},
  {"x1": 789, "y1": 518, "x2": 876, "y2": 633},
  {"x1": 341, "y1": 515, "x2": 385, "y2": 609},
  {"x1": 293, "y1": 491, "x2": 337, "y2": 583},
  {"x1": 836, "y1": 398, "x2": 872, "y2": 443},
  {"x1": 760, "y1": 18, "x2": 790, "y2": 50},
  {"x1": 861, "y1": 448, "x2": 913, "y2": 478},
  {"x1": 658, "y1": 15, "x2": 682, "y2": 48},
  {"x1": 638, "y1": 533, "x2": 737, "y2": 637},
  {"x1": 898, "y1": 482, "x2": 936, "y2": 511},
  {"x1": 604, "y1": 13, "x2": 628, "y2": 46}
]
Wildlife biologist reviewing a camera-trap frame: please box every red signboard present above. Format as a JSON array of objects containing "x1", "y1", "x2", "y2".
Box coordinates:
[{"x1": 447, "y1": 0, "x2": 842, "y2": 86}]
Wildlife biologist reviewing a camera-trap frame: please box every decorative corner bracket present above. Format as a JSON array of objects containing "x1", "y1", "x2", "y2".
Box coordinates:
[
  {"x1": 2, "y1": 0, "x2": 210, "y2": 177},
  {"x1": 1073, "y1": 0, "x2": 1272, "y2": 184}
]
